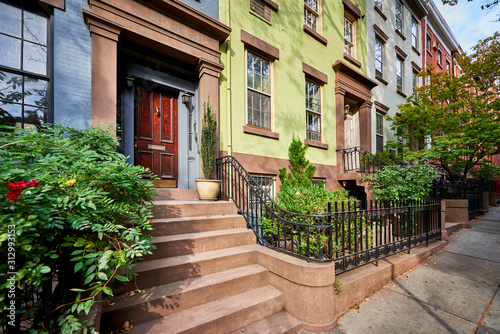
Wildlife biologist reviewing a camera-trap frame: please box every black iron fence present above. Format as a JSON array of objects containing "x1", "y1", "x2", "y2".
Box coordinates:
[
  {"x1": 431, "y1": 178, "x2": 490, "y2": 219},
  {"x1": 217, "y1": 156, "x2": 442, "y2": 274}
]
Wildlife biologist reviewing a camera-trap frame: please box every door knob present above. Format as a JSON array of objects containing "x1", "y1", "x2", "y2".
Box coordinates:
[{"x1": 155, "y1": 106, "x2": 160, "y2": 116}]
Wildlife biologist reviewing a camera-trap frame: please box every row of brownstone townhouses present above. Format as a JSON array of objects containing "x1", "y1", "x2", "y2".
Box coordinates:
[{"x1": 0, "y1": 0, "x2": 461, "y2": 199}]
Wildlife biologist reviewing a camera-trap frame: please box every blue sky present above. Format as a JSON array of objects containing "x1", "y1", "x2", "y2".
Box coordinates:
[{"x1": 434, "y1": 0, "x2": 499, "y2": 54}]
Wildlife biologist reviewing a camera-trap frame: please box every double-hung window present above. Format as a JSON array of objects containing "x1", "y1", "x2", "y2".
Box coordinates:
[
  {"x1": 436, "y1": 49, "x2": 442, "y2": 67},
  {"x1": 344, "y1": 14, "x2": 355, "y2": 56},
  {"x1": 375, "y1": 39, "x2": 383, "y2": 78},
  {"x1": 426, "y1": 33, "x2": 431, "y2": 52},
  {"x1": 395, "y1": 0, "x2": 403, "y2": 34},
  {"x1": 304, "y1": 0, "x2": 319, "y2": 32},
  {"x1": 305, "y1": 79, "x2": 321, "y2": 141},
  {"x1": 247, "y1": 51, "x2": 271, "y2": 129},
  {"x1": 411, "y1": 17, "x2": 418, "y2": 49},
  {"x1": 0, "y1": 2, "x2": 50, "y2": 130},
  {"x1": 376, "y1": 113, "x2": 384, "y2": 152},
  {"x1": 412, "y1": 71, "x2": 419, "y2": 94},
  {"x1": 396, "y1": 58, "x2": 404, "y2": 92}
]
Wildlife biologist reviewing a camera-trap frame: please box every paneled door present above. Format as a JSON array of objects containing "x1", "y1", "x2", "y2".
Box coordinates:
[{"x1": 135, "y1": 88, "x2": 178, "y2": 187}]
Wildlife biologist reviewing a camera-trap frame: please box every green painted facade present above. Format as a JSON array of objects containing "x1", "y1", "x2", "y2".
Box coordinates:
[{"x1": 218, "y1": 0, "x2": 367, "y2": 166}]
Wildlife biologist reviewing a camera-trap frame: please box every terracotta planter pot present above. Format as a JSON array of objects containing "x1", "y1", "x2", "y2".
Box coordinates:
[{"x1": 195, "y1": 179, "x2": 221, "y2": 201}]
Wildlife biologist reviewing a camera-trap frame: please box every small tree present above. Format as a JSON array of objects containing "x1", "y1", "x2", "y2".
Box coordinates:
[
  {"x1": 388, "y1": 33, "x2": 500, "y2": 181},
  {"x1": 195, "y1": 99, "x2": 217, "y2": 179},
  {"x1": 278, "y1": 134, "x2": 316, "y2": 189}
]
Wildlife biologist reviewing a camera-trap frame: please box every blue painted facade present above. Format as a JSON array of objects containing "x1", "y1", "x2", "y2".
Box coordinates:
[
  {"x1": 53, "y1": 0, "x2": 91, "y2": 129},
  {"x1": 179, "y1": 0, "x2": 218, "y2": 19}
]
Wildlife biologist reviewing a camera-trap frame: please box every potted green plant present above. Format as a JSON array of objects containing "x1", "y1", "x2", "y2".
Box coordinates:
[{"x1": 194, "y1": 99, "x2": 221, "y2": 200}]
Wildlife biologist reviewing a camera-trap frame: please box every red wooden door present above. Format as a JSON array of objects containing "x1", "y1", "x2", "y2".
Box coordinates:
[{"x1": 135, "y1": 88, "x2": 178, "y2": 187}]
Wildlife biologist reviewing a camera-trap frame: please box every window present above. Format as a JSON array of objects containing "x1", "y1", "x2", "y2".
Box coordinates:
[
  {"x1": 436, "y1": 49, "x2": 442, "y2": 66},
  {"x1": 250, "y1": 0, "x2": 272, "y2": 22},
  {"x1": 426, "y1": 33, "x2": 431, "y2": 51},
  {"x1": 396, "y1": 58, "x2": 403, "y2": 92},
  {"x1": 0, "y1": 2, "x2": 49, "y2": 130},
  {"x1": 304, "y1": 0, "x2": 319, "y2": 32},
  {"x1": 376, "y1": 113, "x2": 384, "y2": 152},
  {"x1": 344, "y1": 14, "x2": 355, "y2": 56},
  {"x1": 305, "y1": 79, "x2": 321, "y2": 141},
  {"x1": 412, "y1": 71, "x2": 419, "y2": 94},
  {"x1": 375, "y1": 39, "x2": 383, "y2": 78},
  {"x1": 446, "y1": 60, "x2": 451, "y2": 74},
  {"x1": 312, "y1": 178, "x2": 326, "y2": 187},
  {"x1": 411, "y1": 17, "x2": 418, "y2": 49},
  {"x1": 395, "y1": 0, "x2": 403, "y2": 33},
  {"x1": 374, "y1": 0, "x2": 383, "y2": 11},
  {"x1": 247, "y1": 51, "x2": 271, "y2": 129}
]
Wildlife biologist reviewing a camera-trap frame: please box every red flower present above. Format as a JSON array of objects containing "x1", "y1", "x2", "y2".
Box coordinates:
[{"x1": 5, "y1": 179, "x2": 40, "y2": 203}]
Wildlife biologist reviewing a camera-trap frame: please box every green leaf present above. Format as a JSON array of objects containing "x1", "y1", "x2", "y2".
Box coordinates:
[
  {"x1": 74, "y1": 262, "x2": 83, "y2": 273},
  {"x1": 96, "y1": 272, "x2": 107, "y2": 281},
  {"x1": 84, "y1": 273, "x2": 96, "y2": 285},
  {"x1": 102, "y1": 286, "x2": 113, "y2": 296},
  {"x1": 40, "y1": 266, "x2": 51, "y2": 274},
  {"x1": 114, "y1": 275, "x2": 129, "y2": 282}
]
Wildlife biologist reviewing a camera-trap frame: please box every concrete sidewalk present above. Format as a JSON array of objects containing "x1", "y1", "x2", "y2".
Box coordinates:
[{"x1": 304, "y1": 207, "x2": 500, "y2": 334}]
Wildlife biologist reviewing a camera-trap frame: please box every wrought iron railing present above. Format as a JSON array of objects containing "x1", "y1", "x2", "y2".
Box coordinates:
[
  {"x1": 431, "y1": 178, "x2": 485, "y2": 219},
  {"x1": 337, "y1": 146, "x2": 389, "y2": 175},
  {"x1": 217, "y1": 156, "x2": 442, "y2": 274}
]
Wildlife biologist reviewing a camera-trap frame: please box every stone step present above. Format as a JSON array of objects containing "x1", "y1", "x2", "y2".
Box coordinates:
[
  {"x1": 230, "y1": 312, "x2": 302, "y2": 334},
  {"x1": 102, "y1": 264, "x2": 268, "y2": 332},
  {"x1": 115, "y1": 245, "x2": 259, "y2": 292},
  {"x1": 153, "y1": 188, "x2": 199, "y2": 201},
  {"x1": 149, "y1": 214, "x2": 247, "y2": 236},
  {"x1": 125, "y1": 285, "x2": 285, "y2": 334},
  {"x1": 146, "y1": 228, "x2": 256, "y2": 259},
  {"x1": 152, "y1": 200, "x2": 238, "y2": 219}
]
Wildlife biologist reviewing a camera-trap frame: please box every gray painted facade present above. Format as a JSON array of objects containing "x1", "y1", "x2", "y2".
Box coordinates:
[{"x1": 366, "y1": 0, "x2": 427, "y2": 153}]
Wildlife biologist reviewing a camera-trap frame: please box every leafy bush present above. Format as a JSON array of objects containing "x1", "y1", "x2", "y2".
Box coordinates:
[
  {"x1": 0, "y1": 124, "x2": 156, "y2": 333},
  {"x1": 363, "y1": 164, "x2": 438, "y2": 200}
]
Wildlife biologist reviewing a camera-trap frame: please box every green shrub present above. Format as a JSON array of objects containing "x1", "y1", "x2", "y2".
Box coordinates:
[
  {"x1": 0, "y1": 124, "x2": 156, "y2": 333},
  {"x1": 363, "y1": 164, "x2": 438, "y2": 200}
]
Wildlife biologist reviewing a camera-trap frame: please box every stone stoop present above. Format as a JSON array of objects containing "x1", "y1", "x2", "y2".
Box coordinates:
[{"x1": 100, "y1": 189, "x2": 301, "y2": 334}]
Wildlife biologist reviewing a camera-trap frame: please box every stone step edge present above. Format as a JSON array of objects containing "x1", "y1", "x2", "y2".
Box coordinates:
[
  {"x1": 151, "y1": 228, "x2": 253, "y2": 244},
  {"x1": 126, "y1": 285, "x2": 284, "y2": 334},
  {"x1": 103, "y1": 264, "x2": 268, "y2": 313},
  {"x1": 230, "y1": 311, "x2": 302, "y2": 334}
]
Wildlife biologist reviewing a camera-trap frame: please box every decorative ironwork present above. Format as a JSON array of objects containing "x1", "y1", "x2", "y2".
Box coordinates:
[
  {"x1": 217, "y1": 156, "x2": 441, "y2": 274},
  {"x1": 337, "y1": 146, "x2": 389, "y2": 175}
]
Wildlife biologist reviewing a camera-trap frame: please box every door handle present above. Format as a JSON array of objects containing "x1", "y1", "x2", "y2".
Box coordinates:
[{"x1": 155, "y1": 106, "x2": 160, "y2": 116}]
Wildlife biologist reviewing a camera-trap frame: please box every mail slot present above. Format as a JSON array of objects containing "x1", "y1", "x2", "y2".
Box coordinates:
[{"x1": 148, "y1": 144, "x2": 166, "y2": 151}]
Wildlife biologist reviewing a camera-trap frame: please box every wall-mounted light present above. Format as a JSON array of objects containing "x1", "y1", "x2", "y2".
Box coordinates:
[
  {"x1": 181, "y1": 91, "x2": 193, "y2": 106},
  {"x1": 344, "y1": 104, "x2": 350, "y2": 114},
  {"x1": 124, "y1": 74, "x2": 135, "y2": 89}
]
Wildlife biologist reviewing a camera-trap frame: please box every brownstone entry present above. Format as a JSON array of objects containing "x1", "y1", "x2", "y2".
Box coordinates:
[{"x1": 135, "y1": 87, "x2": 178, "y2": 187}]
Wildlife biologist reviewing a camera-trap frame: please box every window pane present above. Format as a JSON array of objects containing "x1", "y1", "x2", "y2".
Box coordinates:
[
  {"x1": 376, "y1": 113, "x2": 383, "y2": 134},
  {"x1": 24, "y1": 106, "x2": 46, "y2": 129},
  {"x1": 0, "y1": 101, "x2": 22, "y2": 127},
  {"x1": 24, "y1": 77, "x2": 48, "y2": 107},
  {"x1": 0, "y1": 2, "x2": 22, "y2": 38},
  {"x1": 23, "y1": 11, "x2": 47, "y2": 45},
  {"x1": 0, "y1": 71, "x2": 22, "y2": 104},
  {"x1": 23, "y1": 41, "x2": 47, "y2": 75},
  {"x1": 305, "y1": 0, "x2": 318, "y2": 12},
  {"x1": 0, "y1": 34, "x2": 21, "y2": 69}
]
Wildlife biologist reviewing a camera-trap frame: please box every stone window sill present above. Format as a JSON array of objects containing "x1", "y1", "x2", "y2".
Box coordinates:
[
  {"x1": 374, "y1": 6, "x2": 387, "y2": 20},
  {"x1": 305, "y1": 139, "x2": 329, "y2": 150},
  {"x1": 243, "y1": 125, "x2": 280, "y2": 139},
  {"x1": 376, "y1": 75, "x2": 388, "y2": 85},
  {"x1": 303, "y1": 25, "x2": 328, "y2": 45},
  {"x1": 412, "y1": 46, "x2": 421, "y2": 56},
  {"x1": 397, "y1": 90, "x2": 407, "y2": 98},
  {"x1": 396, "y1": 29, "x2": 406, "y2": 41},
  {"x1": 343, "y1": 53, "x2": 362, "y2": 68}
]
